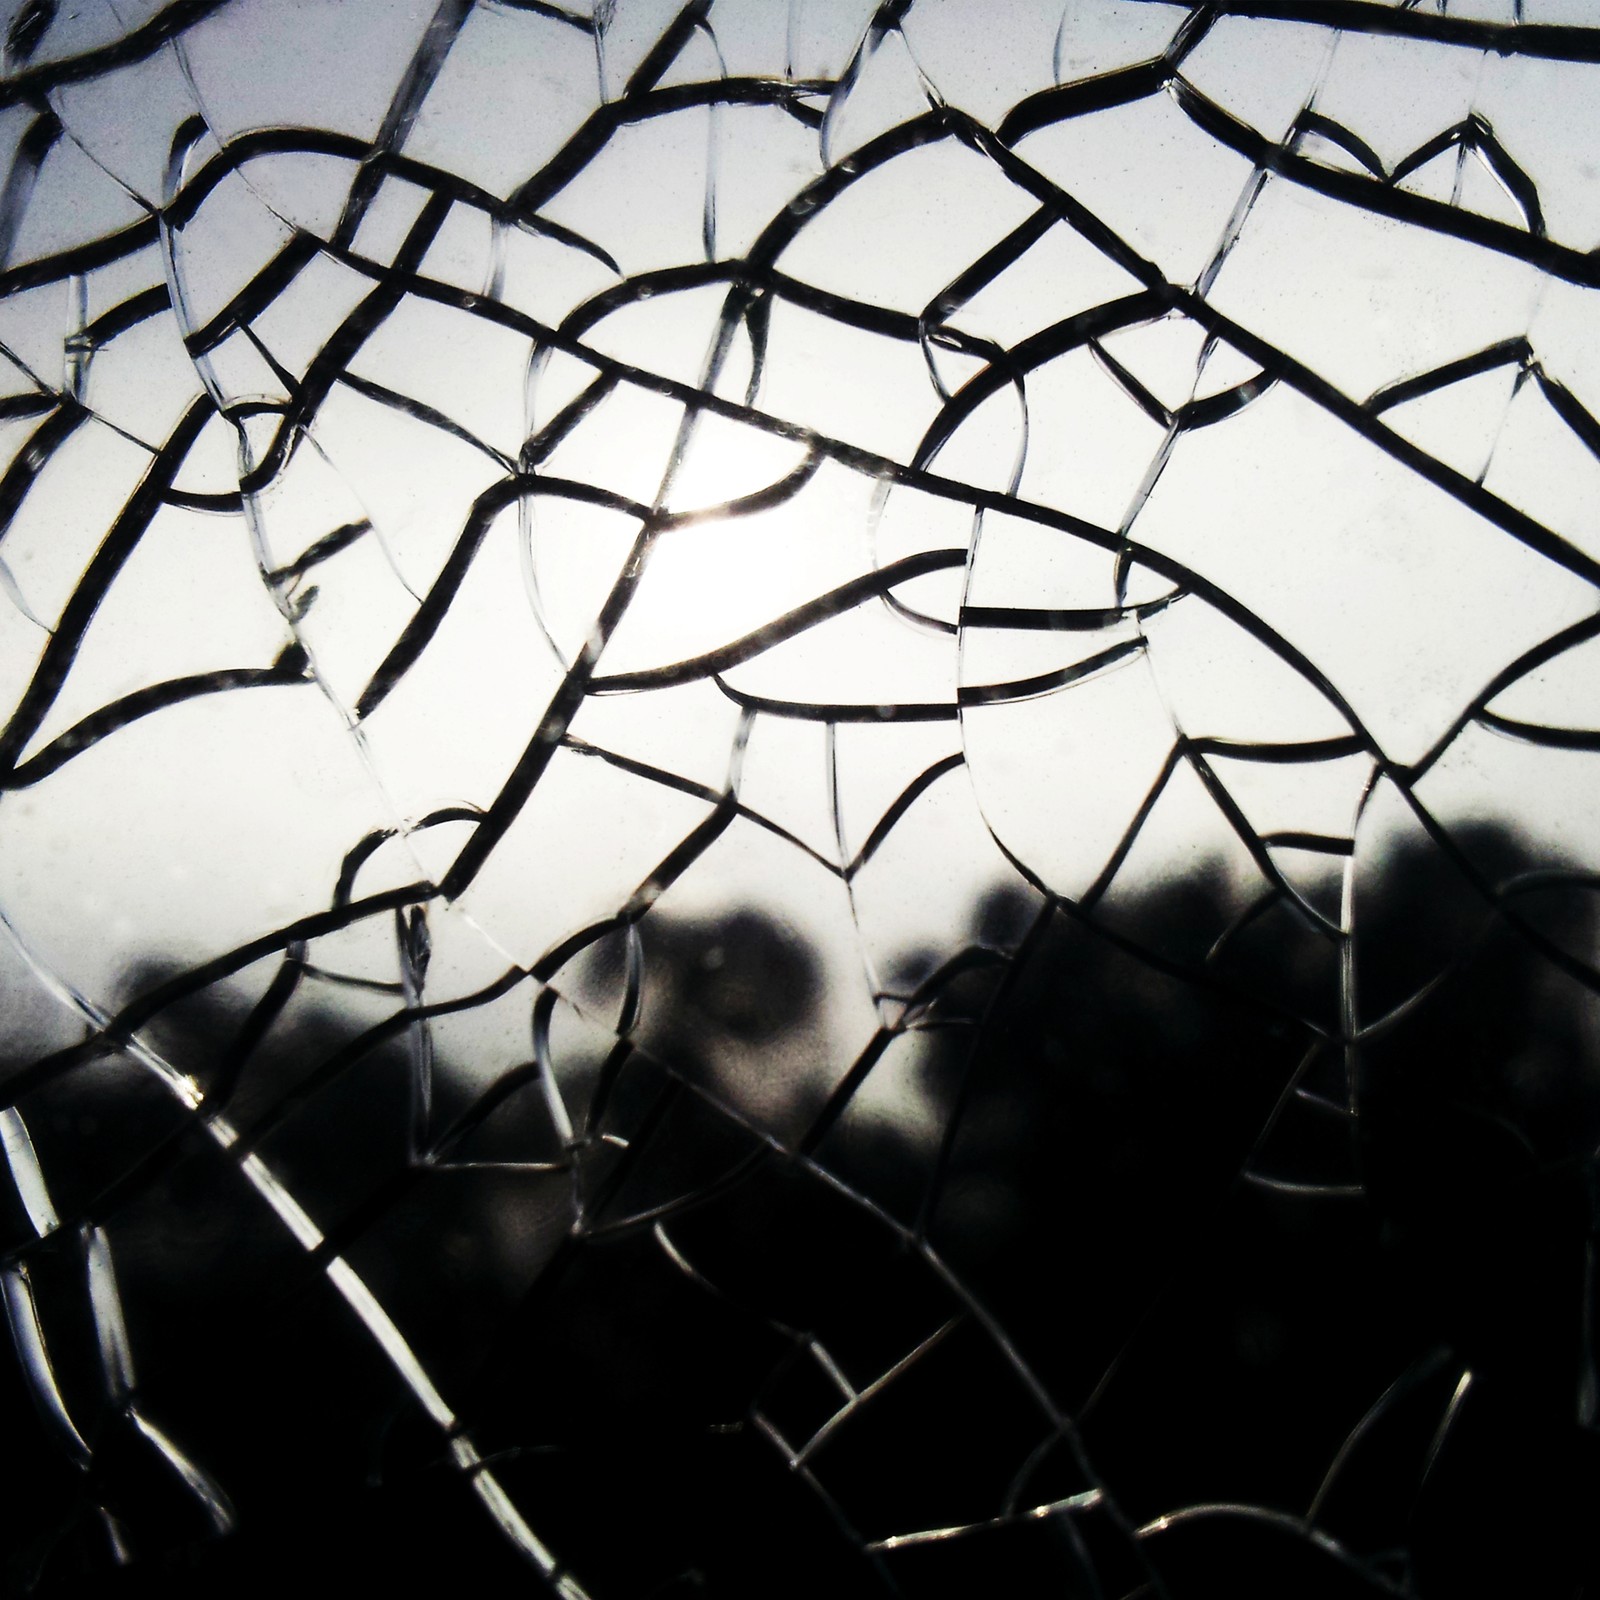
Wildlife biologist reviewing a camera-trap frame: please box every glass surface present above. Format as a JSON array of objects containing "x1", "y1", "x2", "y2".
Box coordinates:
[{"x1": 1, "y1": 1, "x2": 1598, "y2": 1593}]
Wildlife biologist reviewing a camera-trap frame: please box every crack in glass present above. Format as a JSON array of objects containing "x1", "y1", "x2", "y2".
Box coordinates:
[{"x1": 0, "y1": 0, "x2": 1597, "y2": 1593}]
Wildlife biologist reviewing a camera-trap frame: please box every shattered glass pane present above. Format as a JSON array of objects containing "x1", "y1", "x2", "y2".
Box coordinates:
[{"x1": 2, "y1": 0, "x2": 1599, "y2": 1593}]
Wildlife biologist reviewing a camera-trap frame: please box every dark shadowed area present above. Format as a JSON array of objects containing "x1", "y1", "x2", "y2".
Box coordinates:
[{"x1": 5, "y1": 823, "x2": 1599, "y2": 1597}]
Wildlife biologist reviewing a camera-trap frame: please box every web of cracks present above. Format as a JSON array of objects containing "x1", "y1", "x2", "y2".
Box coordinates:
[{"x1": 0, "y1": 0, "x2": 1598, "y2": 1594}]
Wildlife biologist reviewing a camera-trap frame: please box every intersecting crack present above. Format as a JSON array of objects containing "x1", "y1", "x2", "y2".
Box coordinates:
[{"x1": 0, "y1": 1, "x2": 1598, "y2": 1595}]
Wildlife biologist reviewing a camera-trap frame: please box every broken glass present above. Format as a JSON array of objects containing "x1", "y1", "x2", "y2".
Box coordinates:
[{"x1": 1, "y1": 0, "x2": 1598, "y2": 1593}]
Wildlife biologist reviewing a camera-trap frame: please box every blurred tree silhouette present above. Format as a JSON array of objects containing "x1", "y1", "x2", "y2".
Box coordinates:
[{"x1": 3, "y1": 822, "x2": 1598, "y2": 1597}]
